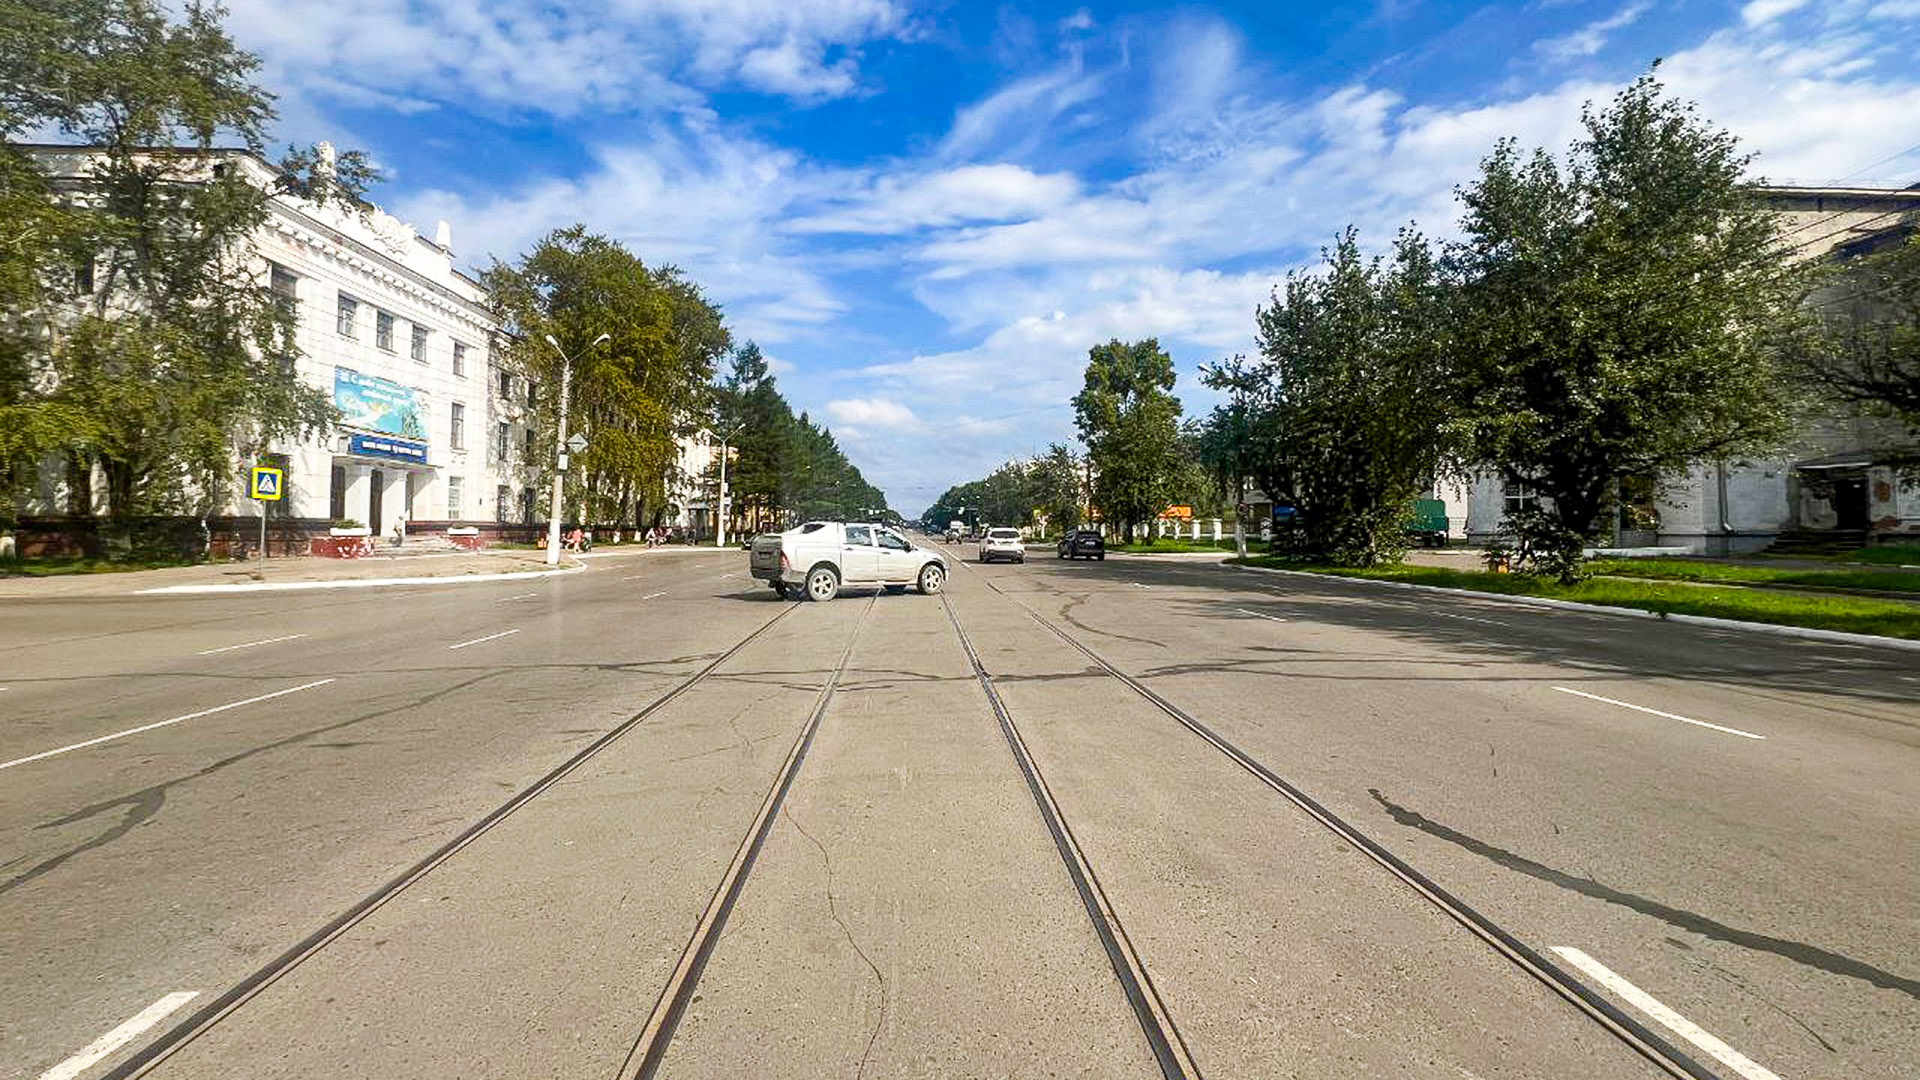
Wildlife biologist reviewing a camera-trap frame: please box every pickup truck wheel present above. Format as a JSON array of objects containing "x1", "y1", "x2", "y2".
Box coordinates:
[
  {"x1": 917, "y1": 563, "x2": 946, "y2": 595},
  {"x1": 805, "y1": 566, "x2": 839, "y2": 602}
]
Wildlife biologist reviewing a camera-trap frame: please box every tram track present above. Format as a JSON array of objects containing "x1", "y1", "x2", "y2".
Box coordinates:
[
  {"x1": 962, "y1": 568, "x2": 1725, "y2": 1080},
  {"x1": 617, "y1": 593, "x2": 876, "y2": 1080},
  {"x1": 94, "y1": 601, "x2": 805, "y2": 1080},
  {"x1": 940, "y1": 593, "x2": 1204, "y2": 1080}
]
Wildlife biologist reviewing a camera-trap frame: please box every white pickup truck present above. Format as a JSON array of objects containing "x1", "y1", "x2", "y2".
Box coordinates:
[{"x1": 749, "y1": 521, "x2": 948, "y2": 601}]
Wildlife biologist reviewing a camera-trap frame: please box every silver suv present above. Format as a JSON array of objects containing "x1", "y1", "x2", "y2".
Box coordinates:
[{"x1": 749, "y1": 521, "x2": 947, "y2": 601}]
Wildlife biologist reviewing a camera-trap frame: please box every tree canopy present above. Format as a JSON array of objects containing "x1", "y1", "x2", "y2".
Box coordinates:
[
  {"x1": 1072, "y1": 338, "x2": 1184, "y2": 542},
  {"x1": 711, "y1": 341, "x2": 889, "y2": 529}
]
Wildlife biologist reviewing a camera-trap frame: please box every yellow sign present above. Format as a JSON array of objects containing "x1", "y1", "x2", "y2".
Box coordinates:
[
  {"x1": 1160, "y1": 504, "x2": 1193, "y2": 520},
  {"x1": 250, "y1": 466, "x2": 284, "y2": 501}
]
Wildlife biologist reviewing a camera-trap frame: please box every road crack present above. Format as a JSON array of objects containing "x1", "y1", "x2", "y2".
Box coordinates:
[
  {"x1": 1369, "y1": 789, "x2": 1920, "y2": 1000},
  {"x1": 783, "y1": 804, "x2": 887, "y2": 1080}
]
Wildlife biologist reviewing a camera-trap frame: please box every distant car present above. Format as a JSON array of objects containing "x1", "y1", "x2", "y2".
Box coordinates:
[
  {"x1": 979, "y1": 527, "x2": 1025, "y2": 563},
  {"x1": 748, "y1": 521, "x2": 947, "y2": 601},
  {"x1": 944, "y1": 526, "x2": 962, "y2": 542},
  {"x1": 1057, "y1": 529, "x2": 1105, "y2": 560}
]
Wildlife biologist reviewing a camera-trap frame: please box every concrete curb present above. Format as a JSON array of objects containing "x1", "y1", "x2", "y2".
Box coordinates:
[
  {"x1": 1227, "y1": 562, "x2": 1920, "y2": 653},
  {"x1": 136, "y1": 564, "x2": 585, "y2": 594}
]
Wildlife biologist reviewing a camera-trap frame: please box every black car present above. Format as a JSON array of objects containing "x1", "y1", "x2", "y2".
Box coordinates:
[{"x1": 1056, "y1": 529, "x2": 1105, "y2": 560}]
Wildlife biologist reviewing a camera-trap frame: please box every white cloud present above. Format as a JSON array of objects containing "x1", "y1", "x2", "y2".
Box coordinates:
[
  {"x1": 1741, "y1": 0, "x2": 1813, "y2": 25},
  {"x1": 788, "y1": 164, "x2": 1083, "y2": 234},
  {"x1": 824, "y1": 397, "x2": 921, "y2": 429},
  {"x1": 223, "y1": 0, "x2": 910, "y2": 116},
  {"x1": 1535, "y1": 2, "x2": 1653, "y2": 61}
]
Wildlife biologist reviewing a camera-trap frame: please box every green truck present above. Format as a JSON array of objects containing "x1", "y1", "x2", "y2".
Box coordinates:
[{"x1": 1405, "y1": 498, "x2": 1449, "y2": 547}]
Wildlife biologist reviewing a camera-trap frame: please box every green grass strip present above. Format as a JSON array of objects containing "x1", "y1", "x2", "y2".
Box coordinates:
[
  {"x1": 1232, "y1": 557, "x2": 1920, "y2": 640},
  {"x1": 1587, "y1": 557, "x2": 1920, "y2": 594}
]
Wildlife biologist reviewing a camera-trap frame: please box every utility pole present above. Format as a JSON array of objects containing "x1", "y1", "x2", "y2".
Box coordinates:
[
  {"x1": 543, "y1": 332, "x2": 608, "y2": 566},
  {"x1": 715, "y1": 423, "x2": 743, "y2": 548}
]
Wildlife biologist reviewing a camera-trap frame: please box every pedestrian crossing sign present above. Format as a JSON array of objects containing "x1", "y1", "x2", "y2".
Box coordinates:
[{"x1": 250, "y1": 466, "x2": 284, "y2": 501}]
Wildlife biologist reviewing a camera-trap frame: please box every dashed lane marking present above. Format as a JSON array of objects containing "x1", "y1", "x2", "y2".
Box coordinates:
[
  {"x1": 494, "y1": 592, "x2": 539, "y2": 603},
  {"x1": 642, "y1": 592, "x2": 667, "y2": 600},
  {"x1": 447, "y1": 628, "x2": 522, "y2": 651},
  {"x1": 1551, "y1": 686, "x2": 1765, "y2": 741},
  {"x1": 0, "y1": 680, "x2": 336, "y2": 772},
  {"x1": 38, "y1": 992, "x2": 201, "y2": 1080},
  {"x1": 1551, "y1": 948, "x2": 1782, "y2": 1080},
  {"x1": 196, "y1": 633, "x2": 307, "y2": 655},
  {"x1": 1434, "y1": 612, "x2": 1509, "y2": 627},
  {"x1": 1234, "y1": 607, "x2": 1288, "y2": 622}
]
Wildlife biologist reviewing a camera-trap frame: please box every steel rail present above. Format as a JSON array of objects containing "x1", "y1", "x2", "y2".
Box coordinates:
[{"x1": 98, "y1": 602, "x2": 801, "y2": 1080}]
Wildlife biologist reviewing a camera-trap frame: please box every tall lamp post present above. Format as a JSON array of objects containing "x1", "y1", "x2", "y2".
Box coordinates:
[
  {"x1": 714, "y1": 422, "x2": 744, "y2": 548},
  {"x1": 543, "y1": 332, "x2": 609, "y2": 566}
]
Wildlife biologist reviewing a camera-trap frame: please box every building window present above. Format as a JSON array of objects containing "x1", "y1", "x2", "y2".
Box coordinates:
[
  {"x1": 496, "y1": 421, "x2": 510, "y2": 463},
  {"x1": 452, "y1": 342, "x2": 466, "y2": 378},
  {"x1": 447, "y1": 476, "x2": 462, "y2": 520},
  {"x1": 75, "y1": 258, "x2": 96, "y2": 296},
  {"x1": 269, "y1": 263, "x2": 298, "y2": 312},
  {"x1": 450, "y1": 402, "x2": 465, "y2": 450},
  {"x1": 329, "y1": 465, "x2": 347, "y2": 521},
  {"x1": 498, "y1": 370, "x2": 512, "y2": 402},
  {"x1": 375, "y1": 311, "x2": 395, "y2": 351},
  {"x1": 521, "y1": 487, "x2": 536, "y2": 524},
  {"x1": 410, "y1": 324, "x2": 428, "y2": 363},
  {"x1": 497, "y1": 485, "x2": 511, "y2": 524},
  {"x1": 524, "y1": 428, "x2": 535, "y2": 461},
  {"x1": 336, "y1": 294, "x2": 358, "y2": 337},
  {"x1": 526, "y1": 379, "x2": 537, "y2": 408},
  {"x1": 1502, "y1": 481, "x2": 1538, "y2": 518}
]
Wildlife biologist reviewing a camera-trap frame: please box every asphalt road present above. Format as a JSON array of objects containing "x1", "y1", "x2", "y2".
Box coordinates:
[{"x1": 1, "y1": 540, "x2": 1913, "y2": 1080}]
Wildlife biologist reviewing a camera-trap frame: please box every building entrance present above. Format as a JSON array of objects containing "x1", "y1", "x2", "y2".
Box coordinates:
[{"x1": 369, "y1": 469, "x2": 385, "y2": 534}]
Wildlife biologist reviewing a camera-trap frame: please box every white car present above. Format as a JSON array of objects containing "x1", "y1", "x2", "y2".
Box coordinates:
[
  {"x1": 748, "y1": 521, "x2": 947, "y2": 602},
  {"x1": 978, "y1": 527, "x2": 1025, "y2": 564}
]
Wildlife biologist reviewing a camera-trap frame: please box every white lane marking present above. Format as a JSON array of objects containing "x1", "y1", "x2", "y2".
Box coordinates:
[
  {"x1": 1, "y1": 680, "x2": 336, "y2": 772},
  {"x1": 494, "y1": 592, "x2": 539, "y2": 603},
  {"x1": 39, "y1": 991, "x2": 201, "y2": 1080},
  {"x1": 620, "y1": 574, "x2": 649, "y2": 581},
  {"x1": 195, "y1": 633, "x2": 307, "y2": 656},
  {"x1": 641, "y1": 591, "x2": 667, "y2": 600},
  {"x1": 447, "y1": 628, "x2": 521, "y2": 651},
  {"x1": 1131, "y1": 582, "x2": 1152, "y2": 589},
  {"x1": 1234, "y1": 607, "x2": 1288, "y2": 622},
  {"x1": 1551, "y1": 686, "x2": 1765, "y2": 741},
  {"x1": 1434, "y1": 612, "x2": 1508, "y2": 627},
  {"x1": 1550, "y1": 947, "x2": 1782, "y2": 1080}
]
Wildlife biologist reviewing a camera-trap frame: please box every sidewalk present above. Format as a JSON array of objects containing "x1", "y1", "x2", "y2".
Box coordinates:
[{"x1": 0, "y1": 546, "x2": 582, "y2": 599}]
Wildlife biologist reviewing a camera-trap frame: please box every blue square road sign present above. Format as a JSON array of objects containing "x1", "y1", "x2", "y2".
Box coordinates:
[{"x1": 250, "y1": 466, "x2": 284, "y2": 501}]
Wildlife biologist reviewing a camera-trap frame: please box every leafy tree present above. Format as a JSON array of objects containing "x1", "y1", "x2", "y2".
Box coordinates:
[
  {"x1": 1447, "y1": 71, "x2": 1795, "y2": 579},
  {"x1": 1207, "y1": 228, "x2": 1448, "y2": 565},
  {"x1": 1, "y1": 0, "x2": 337, "y2": 544},
  {"x1": 1795, "y1": 233, "x2": 1920, "y2": 450},
  {"x1": 485, "y1": 226, "x2": 729, "y2": 533},
  {"x1": 1031, "y1": 442, "x2": 1084, "y2": 535},
  {"x1": 1073, "y1": 338, "x2": 1183, "y2": 543}
]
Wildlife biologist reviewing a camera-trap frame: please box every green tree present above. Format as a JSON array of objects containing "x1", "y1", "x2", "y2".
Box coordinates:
[
  {"x1": 1795, "y1": 233, "x2": 1920, "y2": 450},
  {"x1": 1, "y1": 0, "x2": 338, "y2": 544},
  {"x1": 1207, "y1": 228, "x2": 1448, "y2": 565},
  {"x1": 485, "y1": 226, "x2": 729, "y2": 532},
  {"x1": 1031, "y1": 442, "x2": 1084, "y2": 535},
  {"x1": 1073, "y1": 338, "x2": 1183, "y2": 543},
  {"x1": 1448, "y1": 71, "x2": 1795, "y2": 579}
]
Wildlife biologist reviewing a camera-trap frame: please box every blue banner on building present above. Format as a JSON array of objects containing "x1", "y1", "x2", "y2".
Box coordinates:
[
  {"x1": 334, "y1": 367, "x2": 427, "y2": 440},
  {"x1": 348, "y1": 432, "x2": 429, "y2": 464}
]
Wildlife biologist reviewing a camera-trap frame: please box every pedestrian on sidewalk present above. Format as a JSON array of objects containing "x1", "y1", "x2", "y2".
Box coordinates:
[{"x1": 392, "y1": 511, "x2": 407, "y2": 548}]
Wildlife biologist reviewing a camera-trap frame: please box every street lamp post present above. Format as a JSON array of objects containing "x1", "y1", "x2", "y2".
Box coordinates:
[
  {"x1": 543, "y1": 332, "x2": 609, "y2": 566},
  {"x1": 714, "y1": 423, "x2": 743, "y2": 548}
]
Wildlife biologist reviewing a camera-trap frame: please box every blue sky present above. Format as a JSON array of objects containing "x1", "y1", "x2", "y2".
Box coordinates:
[{"x1": 226, "y1": 0, "x2": 1920, "y2": 515}]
